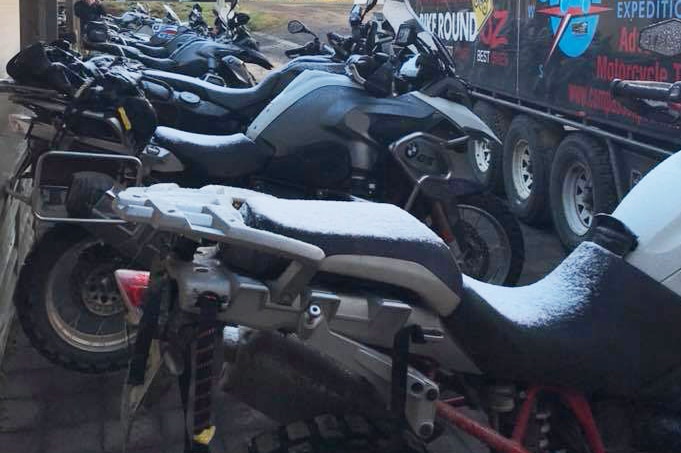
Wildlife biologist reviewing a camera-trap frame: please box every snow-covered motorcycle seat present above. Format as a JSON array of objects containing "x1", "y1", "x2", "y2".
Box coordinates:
[
  {"x1": 238, "y1": 197, "x2": 462, "y2": 311},
  {"x1": 153, "y1": 127, "x2": 272, "y2": 179},
  {"x1": 450, "y1": 242, "x2": 681, "y2": 396},
  {"x1": 113, "y1": 184, "x2": 463, "y2": 315}
]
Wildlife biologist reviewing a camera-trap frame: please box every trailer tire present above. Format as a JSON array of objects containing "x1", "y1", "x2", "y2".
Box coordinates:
[
  {"x1": 503, "y1": 115, "x2": 560, "y2": 226},
  {"x1": 549, "y1": 133, "x2": 618, "y2": 251},
  {"x1": 466, "y1": 101, "x2": 509, "y2": 194}
]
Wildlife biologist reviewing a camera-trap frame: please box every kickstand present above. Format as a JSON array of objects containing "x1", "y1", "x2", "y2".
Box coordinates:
[
  {"x1": 121, "y1": 339, "x2": 164, "y2": 453},
  {"x1": 120, "y1": 269, "x2": 166, "y2": 453}
]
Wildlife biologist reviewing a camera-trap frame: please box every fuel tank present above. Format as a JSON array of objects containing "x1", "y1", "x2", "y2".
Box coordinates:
[{"x1": 246, "y1": 70, "x2": 445, "y2": 188}]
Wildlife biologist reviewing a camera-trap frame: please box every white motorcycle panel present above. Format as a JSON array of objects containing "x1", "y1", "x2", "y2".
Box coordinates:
[{"x1": 612, "y1": 150, "x2": 681, "y2": 294}]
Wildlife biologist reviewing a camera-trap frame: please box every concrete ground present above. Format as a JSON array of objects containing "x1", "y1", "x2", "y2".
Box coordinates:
[{"x1": 0, "y1": 4, "x2": 566, "y2": 451}]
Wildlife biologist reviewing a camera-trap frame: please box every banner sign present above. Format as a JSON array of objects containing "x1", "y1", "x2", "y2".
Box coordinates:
[{"x1": 409, "y1": 0, "x2": 681, "y2": 140}]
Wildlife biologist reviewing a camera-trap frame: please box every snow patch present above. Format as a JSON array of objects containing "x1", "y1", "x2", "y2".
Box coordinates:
[
  {"x1": 463, "y1": 242, "x2": 614, "y2": 327},
  {"x1": 242, "y1": 197, "x2": 444, "y2": 244},
  {"x1": 154, "y1": 126, "x2": 246, "y2": 149},
  {"x1": 117, "y1": 184, "x2": 271, "y2": 212}
]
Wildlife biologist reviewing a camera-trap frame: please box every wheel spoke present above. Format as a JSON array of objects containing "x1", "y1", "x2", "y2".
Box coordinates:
[{"x1": 45, "y1": 239, "x2": 136, "y2": 354}]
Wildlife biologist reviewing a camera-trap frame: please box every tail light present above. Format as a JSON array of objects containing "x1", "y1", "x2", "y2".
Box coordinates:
[{"x1": 114, "y1": 269, "x2": 150, "y2": 326}]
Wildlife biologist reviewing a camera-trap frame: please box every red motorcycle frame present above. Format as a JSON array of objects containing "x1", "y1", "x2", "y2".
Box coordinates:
[{"x1": 436, "y1": 386, "x2": 606, "y2": 453}]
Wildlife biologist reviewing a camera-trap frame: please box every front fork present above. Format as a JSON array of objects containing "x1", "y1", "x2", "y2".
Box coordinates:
[{"x1": 429, "y1": 200, "x2": 476, "y2": 261}]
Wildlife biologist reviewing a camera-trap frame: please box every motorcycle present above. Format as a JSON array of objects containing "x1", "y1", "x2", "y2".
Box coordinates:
[
  {"x1": 83, "y1": 26, "x2": 272, "y2": 86},
  {"x1": 109, "y1": 54, "x2": 681, "y2": 453},
  {"x1": 1, "y1": 40, "x2": 341, "y2": 136},
  {"x1": 80, "y1": 1, "x2": 271, "y2": 86},
  {"x1": 2, "y1": 0, "x2": 380, "y2": 141},
  {"x1": 0, "y1": 1, "x2": 388, "y2": 148},
  {"x1": 105, "y1": 2, "x2": 163, "y2": 38},
  {"x1": 100, "y1": 1, "x2": 259, "y2": 52},
  {"x1": 10, "y1": 0, "x2": 523, "y2": 374},
  {"x1": 188, "y1": 4, "x2": 210, "y2": 38},
  {"x1": 211, "y1": 0, "x2": 260, "y2": 51}
]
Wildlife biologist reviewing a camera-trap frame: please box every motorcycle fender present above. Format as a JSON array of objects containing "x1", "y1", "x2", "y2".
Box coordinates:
[{"x1": 411, "y1": 92, "x2": 500, "y2": 145}]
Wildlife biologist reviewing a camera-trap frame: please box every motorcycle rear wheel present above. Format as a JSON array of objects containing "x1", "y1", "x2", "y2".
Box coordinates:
[{"x1": 15, "y1": 225, "x2": 134, "y2": 373}]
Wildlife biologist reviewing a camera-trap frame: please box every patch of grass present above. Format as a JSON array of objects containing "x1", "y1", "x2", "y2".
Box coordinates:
[
  {"x1": 102, "y1": 1, "x2": 285, "y2": 32},
  {"x1": 244, "y1": 10, "x2": 286, "y2": 31},
  {"x1": 102, "y1": 2, "x2": 216, "y2": 20}
]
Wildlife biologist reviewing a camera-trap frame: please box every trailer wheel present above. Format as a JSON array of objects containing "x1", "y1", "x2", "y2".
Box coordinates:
[
  {"x1": 502, "y1": 115, "x2": 560, "y2": 225},
  {"x1": 549, "y1": 133, "x2": 618, "y2": 251},
  {"x1": 466, "y1": 101, "x2": 510, "y2": 194}
]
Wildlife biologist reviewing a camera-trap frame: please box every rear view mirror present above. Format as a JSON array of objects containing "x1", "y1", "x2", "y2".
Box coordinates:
[
  {"x1": 287, "y1": 20, "x2": 307, "y2": 34},
  {"x1": 364, "y1": 0, "x2": 379, "y2": 17},
  {"x1": 350, "y1": 4, "x2": 363, "y2": 26},
  {"x1": 639, "y1": 20, "x2": 681, "y2": 56}
]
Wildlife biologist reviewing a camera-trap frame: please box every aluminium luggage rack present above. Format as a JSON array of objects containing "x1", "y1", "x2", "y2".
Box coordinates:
[
  {"x1": 6, "y1": 150, "x2": 143, "y2": 224},
  {"x1": 112, "y1": 183, "x2": 441, "y2": 437},
  {"x1": 0, "y1": 79, "x2": 65, "y2": 99}
]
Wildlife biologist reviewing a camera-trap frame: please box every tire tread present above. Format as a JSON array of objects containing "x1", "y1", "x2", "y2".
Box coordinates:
[
  {"x1": 502, "y1": 115, "x2": 562, "y2": 225},
  {"x1": 467, "y1": 101, "x2": 511, "y2": 194},
  {"x1": 14, "y1": 225, "x2": 130, "y2": 373},
  {"x1": 249, "y1": 415, "x2": 417, "y2": 453},
  {"x1": 549, "y1": 133, "x2": 618, "y2": 251}
]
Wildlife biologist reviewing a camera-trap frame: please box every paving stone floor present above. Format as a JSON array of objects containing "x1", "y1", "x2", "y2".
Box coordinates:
[{"x1": 0, "y1": 325, "x2": 275, "y2": 453}]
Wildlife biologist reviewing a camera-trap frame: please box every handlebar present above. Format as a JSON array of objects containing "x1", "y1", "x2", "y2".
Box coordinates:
[
  {"x1": 327, "y1": 32, "x2": 345, "y2": 43},
  {"x1": 284, "y1": 40, "x2": 327, "y2": 58},
  {"x1": 611, "y1": 79, "x2": 681, "y2": 103},
  {"x1": 285, "y1": 46, "x2": 308, "y2": 57}
]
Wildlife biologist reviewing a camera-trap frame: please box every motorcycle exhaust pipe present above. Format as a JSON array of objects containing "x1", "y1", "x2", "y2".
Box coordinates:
[{"x1": 220, "y1": 328, "x2": 388, "y2": 424}]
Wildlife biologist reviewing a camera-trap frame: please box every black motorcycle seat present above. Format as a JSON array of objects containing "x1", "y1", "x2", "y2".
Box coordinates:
[
  {"x1": 84, "y1": 41, "x2": 136, "y2": 58},
  {"x1": 134, "y1": 53, "x2": 177, "y2": 71},
  {"x1": 451, "y1": 242, "x2": 681, "y2": 396},
  {"x1": 153, "y1": 127, "x2": 271, "y2": 179},
  {"x1": 133, "y1": 42, "x2": 170, "y2": 58},
  {"x1": 144, "y1": 69, "x2": 282, "y2": 112},
  {"x1": 239, "y1": 197, "x2": 462, "y2": 301}
]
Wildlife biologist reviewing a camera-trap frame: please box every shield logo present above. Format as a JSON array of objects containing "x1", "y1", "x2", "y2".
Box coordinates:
[
  {"x1": 472, "y1": 0, "x2": 494, "y2": 35},
  {"x1": 538, "y1": 0, "x2": 610, "y2": 60}
]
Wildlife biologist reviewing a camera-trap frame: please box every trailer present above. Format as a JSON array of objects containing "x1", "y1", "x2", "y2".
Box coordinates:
[{"x1": 410, "y1": 0, "x2": 681, "y2": 249}]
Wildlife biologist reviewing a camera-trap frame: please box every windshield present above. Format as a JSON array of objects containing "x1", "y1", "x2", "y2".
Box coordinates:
[
  {"x1": 163, "y1": 4, "x2": 182, "y2": 24},
  {"x1": 381, "y1": 0, "x2": 456, "y2": 71}
]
